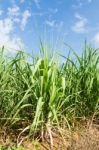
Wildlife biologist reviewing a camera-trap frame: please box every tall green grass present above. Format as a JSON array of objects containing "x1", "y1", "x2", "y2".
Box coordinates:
[{"x1": 0, "y1": 43, "x2": 99, "y2": 138}]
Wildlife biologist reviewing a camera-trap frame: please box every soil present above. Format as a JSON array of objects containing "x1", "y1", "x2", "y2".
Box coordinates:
[{"x1": 0, "y1": 123, "x2": 99, "y2": 150}]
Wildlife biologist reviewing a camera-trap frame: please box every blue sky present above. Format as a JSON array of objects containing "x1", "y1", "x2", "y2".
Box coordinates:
[{"x1": 0, "y1": 0, "x2": 99, "y2": 56}]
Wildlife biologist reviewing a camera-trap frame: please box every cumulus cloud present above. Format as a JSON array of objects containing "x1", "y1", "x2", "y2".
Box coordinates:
[
  {"x1": 0, "y1": 3, "x2": 31, "y2": 51},
  {"x1": 72, "y1": 0, "x2": 93, "y2": 9},
  {"x1": 7, "y1": 6, "x2": 32, "y2": 29},
  {"x1": 20, "y1": 10, "x2": 31, "y2": 31},
  {"x1": 0, "y1": 18, "x2": 13, "y2": 34},
  {"x1": 0, "y1": 18, "x2": 23, "y2": 51},
  {"x1": 7, "y1": 5, "x2": 21, "y2": 24},
  {"x1": 45, "y1": 20, "x2": 55, "y2": 27},
  {"x1": 45, "y1": 20, "x2": 63, "y2": 30},
  {"x1": 8, "y1": 5, "x2": 20, "y2": 17},
  {"x1": 72, "y1": 2, "x2": 82, "y2": 9},
  {"x1": 0, "y1": 10, "x2": 3, "y2": 16},
  {"x1": 72, "y1": 13, "x2": 88, "y2": 33}
]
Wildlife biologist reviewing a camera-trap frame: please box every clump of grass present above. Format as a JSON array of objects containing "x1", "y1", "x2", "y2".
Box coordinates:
[{"x1": 0, "y1": 43, "x2": 99, "y2": 143}]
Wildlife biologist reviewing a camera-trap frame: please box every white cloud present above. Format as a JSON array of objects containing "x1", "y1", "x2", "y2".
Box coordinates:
[
  {"x1": 75, "y1": 12, "x2": 83, "y2": 20},
  {"x1": 0, "y1": 10, "x2": 3, "y2": 16},
  {"x1": 0, "y1": 18, "x2": 23, "y2": 51},
  {"x1": 72, "y1": 2, "x2": 82, "y2": 9},
  {"x1": 7, "y1": 5, "x2": 21, "y2": 26},
  {"x1": 72, "y1": 0, "x2": 93, "y2": 10},
  {"x1": 45, "y1": 20, "x2": 55, "y2": 27},
  {"x1": 0, "y1": 18, "x2": 13, "y2": 34},
  {"x1": 56, "y1": 21, "x2": 63, "y2": 29},
  {"x1": 45, "y1": 20, "x2": 63, "y2": 30},
  {"x1": 72, "y1": 13, "x2": 88, "y2": 33},
  {"x1": 7, "y1": 6, "x2": 31, "y2": 29},
  {"x1": 20, "y1": 10, "x2": 31, "y2": 31},
  {"x1": 0, "y1": 6, "x2": 31, "y2": 50},
  {"x1": 8, "y1": 5, "x2": 20, "y2": 17},
  {"x1": 93, "y1": 32, "x2": 99, "y2": 46},
  {"x1": 33, "y1": 0, "x2": 40, "y2": 9}
]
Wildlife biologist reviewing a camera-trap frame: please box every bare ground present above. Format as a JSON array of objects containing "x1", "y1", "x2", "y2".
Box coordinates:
[{"x1": 0, "y1": 123, "x2": 99, "y2": 150}]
